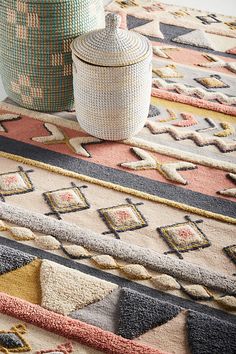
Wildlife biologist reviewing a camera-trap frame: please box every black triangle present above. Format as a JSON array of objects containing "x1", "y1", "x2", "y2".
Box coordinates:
[
  {"x1": 0, "y1": 245, "x2": 36, "y2": 275},
  {"x1": 148, "y1": 104, "x2": 160, "y2": 118},
  {"x1": 159, "y1": 23, "x2": 193, "y2": 42},
  {"x1": 187, "y1": 311, "x2": 236, "y2": 354},
  {"x1": 117, "y1": 288, "x2": 181, "y2": 339},
  {"x1": 126, "y1": 15, "x2": 152, "y2": 30}
]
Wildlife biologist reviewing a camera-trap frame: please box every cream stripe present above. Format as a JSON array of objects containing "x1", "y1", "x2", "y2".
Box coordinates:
[
  {"x1": 124, "y1": 137, "x2": 236, "y2": 173},
  {"x1": 1, "y1": 101, "x2": 236, "y2": 172},
  {"x1": 0, "y1": 102, "x2": 82, "y2": 131},
  {"x1": 0, "y1": 151, "x2": 236, "y2": 224},
  {"x1": 0, "y1": 201, "x2": 235, "y2": 295}
]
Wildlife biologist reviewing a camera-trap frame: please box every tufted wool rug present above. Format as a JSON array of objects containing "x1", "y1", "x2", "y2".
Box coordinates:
[{"x1": 0, "y1": 1, "x2": 236, "y2": 353}]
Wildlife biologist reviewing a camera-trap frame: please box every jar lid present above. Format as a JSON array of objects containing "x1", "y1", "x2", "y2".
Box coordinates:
[{"x1": 71, "y1": 13, "x2": 151, "y2": 67}]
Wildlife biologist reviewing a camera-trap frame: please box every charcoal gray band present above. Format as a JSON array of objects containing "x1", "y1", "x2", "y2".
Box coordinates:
[{"x1": 1, "y1": 136, "x2": 236, "y2": 218}]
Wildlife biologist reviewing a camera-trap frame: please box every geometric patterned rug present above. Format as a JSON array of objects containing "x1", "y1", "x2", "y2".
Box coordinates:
[{"x1": 0, "y1": 1, "x2": 236, "y2": 353}]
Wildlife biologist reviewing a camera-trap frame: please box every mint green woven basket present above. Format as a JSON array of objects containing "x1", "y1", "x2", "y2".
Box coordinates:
[{"x1": 0, "y1": 0, "x2": 105, "y2": 112}]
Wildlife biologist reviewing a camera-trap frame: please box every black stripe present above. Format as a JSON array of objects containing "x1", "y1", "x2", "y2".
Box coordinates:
[
  {"x1": 0, "y1": 136, "x2": 235, "y2": 218},
  {"x1": 0, "y1": 235, "x2": 235, "y2": 324}
]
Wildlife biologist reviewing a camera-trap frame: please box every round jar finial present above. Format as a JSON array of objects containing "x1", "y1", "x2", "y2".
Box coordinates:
[{"x1": 105, "y1": 13, "x2": 121, "y2": 32}]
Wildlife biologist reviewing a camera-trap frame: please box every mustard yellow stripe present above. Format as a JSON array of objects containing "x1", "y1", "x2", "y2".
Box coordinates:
[
  {"x1": 1, "y1": 151, "x2": 236, "y2": 225},
  {"x1": 152, "y1": 97, "x2": 236, "y2": 123}
]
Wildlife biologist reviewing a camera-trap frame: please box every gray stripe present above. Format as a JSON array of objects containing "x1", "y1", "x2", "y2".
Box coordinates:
[
  {"x1": 1, "y1": 137, "x2": 236, "y2": 218},
  {"x1": 0, "y1": 235, "x2": 235, "y2": 325},
  {"x1": 0, "y1": 201, "x2": 235, "y2": 295}
]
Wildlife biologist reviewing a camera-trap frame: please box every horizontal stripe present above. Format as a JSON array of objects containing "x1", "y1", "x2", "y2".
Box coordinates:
[
  {"x1": 0, "y1": 101, "x2": 81, "y2": 131},
  {"x1": 125, "y1": 137, "x2": 236, "y2": 173},
  {"x1": 0, "y1": 137, "x2": 236, "y2": 221},
  {"x1": 152, "y1": 89, "x2": 236, "y2": 116},
  {"x1": 0, "y1": 292, "x2": 163, "y2": 354},
  {"x1": 0, "y1": 202, "x2": 235, "y2": 297},
  {"x1": 0, "y1": 235, "x2": 235, "y2": 325}
]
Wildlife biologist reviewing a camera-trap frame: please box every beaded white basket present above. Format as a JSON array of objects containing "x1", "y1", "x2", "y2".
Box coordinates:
[{"x1": 71, "y1": 13, "x2": 152, "y2": 140}]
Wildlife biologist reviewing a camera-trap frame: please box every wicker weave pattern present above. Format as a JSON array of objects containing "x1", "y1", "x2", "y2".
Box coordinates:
[
  {"x1": 0, "y1": 0, "x2": 105, "y2": 111},
  {"x1": 72, "y1": 14, "x2": 152, "y2": 140}
]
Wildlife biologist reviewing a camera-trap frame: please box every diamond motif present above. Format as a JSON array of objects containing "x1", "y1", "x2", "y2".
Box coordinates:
[
  {"x1": 215, "y1": 296, "x2": 236, "y2": 311},
  {"x1": 92, "y1": 255, "x2": 119, "y2": 269},
  {"x1": 35, "y1": 235, "x2": 61, "y2": 250},
  {"x1": 0, "y1": 166, "x2": 34, "y2": 202},
  {"x1": 194, "y1": 75, "x2": 229, "y2": 89},
  {"x1": 10, "y1": 227, "x2": 36, "y2": 241},
  {"x1": 0, "y1": 333, "x2": 24, "y2": 348},
  {"x1": 120, "y1": 264, "x2": 151, "y2": 280},
  {"x1": 0, "y1": 324, "x2": 31, "y2": 352},
  {"x1": 98, "y1": 198, "x2": 147, "y2": 239},
  {"x1": 182, "y1": 284, "x2": 212, "y2": 300},
  {"x1": 43, "y1": 182, "x2": 90, "y2": 219},
  {"x1": 62, "y1": 245, "x2": 91, "y2": 259},
  {"x1": 157, "y1": 216, "x2": 211, "y2": 259},
  {"x1": 151, "y1": 274, "x2": 181, "y2": 290},
  {"x1": 223, "y1": 244, "x2": 236, "y2": 265}
]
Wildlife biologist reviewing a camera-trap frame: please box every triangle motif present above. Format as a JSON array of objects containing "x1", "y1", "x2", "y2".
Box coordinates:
[
  {"x1": 0, "y1": 259, "x2": 41, "y2": 304},
  {"x1": 187, "y1": 311, "x2": 236, "y2": 354},
  {"x1": 117, "y1": 288, "x2": 181, "y2": 339},
  {"x1": 132, "y1": 20, "x2": 164, "y2": 39},
  {"x1": 70, "y1": 288, "x2": 121, "y2": 332},
  {"x1": 40, "y1": 260, "x2": 117, "y2": 315},
  {"x1": 138, "y1": 311, "x2": 188, "y2": 354},
  {"x1": 126, "y1": 15, "x2": 151, "y2": 30},
  {"x1": 172, "y1": 29, "x2": 216, "y2": 50},
  {"x1": 0, "y1": 245, "x2": 36, "y2": 275}
]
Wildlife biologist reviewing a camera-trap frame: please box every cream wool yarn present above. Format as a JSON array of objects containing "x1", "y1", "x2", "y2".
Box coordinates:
[{"x1": 40, "y1": 260, "x2": 117, "y2": 315}]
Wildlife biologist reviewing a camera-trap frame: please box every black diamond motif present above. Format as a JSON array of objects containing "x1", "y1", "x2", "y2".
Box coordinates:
[{"x1": 0, "y1": 333, "x2": 24, "y2": 348}]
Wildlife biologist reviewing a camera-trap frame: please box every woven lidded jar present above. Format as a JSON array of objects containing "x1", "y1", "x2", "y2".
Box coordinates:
[
  {"x1": 71, "y1": 13, "x2": 152, "y2": 140},
  {"x1": 0, "y1": 0, "x2": 105, "y2": 112}
]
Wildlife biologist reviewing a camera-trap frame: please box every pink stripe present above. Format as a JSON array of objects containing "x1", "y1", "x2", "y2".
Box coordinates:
[
  {"x1": 0, "y1": 293, "x2": 167, "y2": 354},
  {"x1": 152, "y1": 89, "x2": 236, "y2": 116}
]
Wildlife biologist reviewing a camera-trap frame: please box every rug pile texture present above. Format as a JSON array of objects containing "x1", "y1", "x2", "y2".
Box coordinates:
[{"x1": 0, "y1": 1, "x2": 236, "y2": 353}]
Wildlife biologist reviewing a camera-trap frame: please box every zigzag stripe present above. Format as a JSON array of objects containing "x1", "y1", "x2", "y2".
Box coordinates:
[
  {"x1": 145, "y1": 124, "x2": 236, "y2": 153},
  {"x1": 152, "y1": 78, "x2": 236, "y2": 106}
]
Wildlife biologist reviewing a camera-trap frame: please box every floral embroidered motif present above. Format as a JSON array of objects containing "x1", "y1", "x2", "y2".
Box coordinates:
[
  {"x1": 36, "y1": 342, "x2": 73, "y2": 354},
  {"x1": 98, "y1": 198, "x2": 147, "y2": 239},
  {"x1": 194, "y1": 75, "x2": 229, "y2": 89},
  {"x1": 0, "y1": 166, "x2": 34, "y2": 202},
  {"x1": 157, "y1": 215, "x2": 211, "y2": 259},
  {"x1": 0, "y1": 324, "x2": 31, "y2": 353},
  {"x1": 43, "y1": 182, "x2": 90, "y2": 219}
]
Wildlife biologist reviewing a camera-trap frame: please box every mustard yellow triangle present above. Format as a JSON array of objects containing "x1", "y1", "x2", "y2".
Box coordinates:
[{"x1": 0, "y1": 259, "x2": 42, "y2": 304}]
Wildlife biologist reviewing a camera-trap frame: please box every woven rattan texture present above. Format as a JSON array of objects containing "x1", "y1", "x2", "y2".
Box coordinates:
[{"x1": 0, "y1": 0, "x2": 105, "y2": 111}]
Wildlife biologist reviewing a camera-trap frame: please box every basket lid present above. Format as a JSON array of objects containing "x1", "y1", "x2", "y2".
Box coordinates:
[{"x1": 71, "y1": 13, "x2": 151, "y2": 67}]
